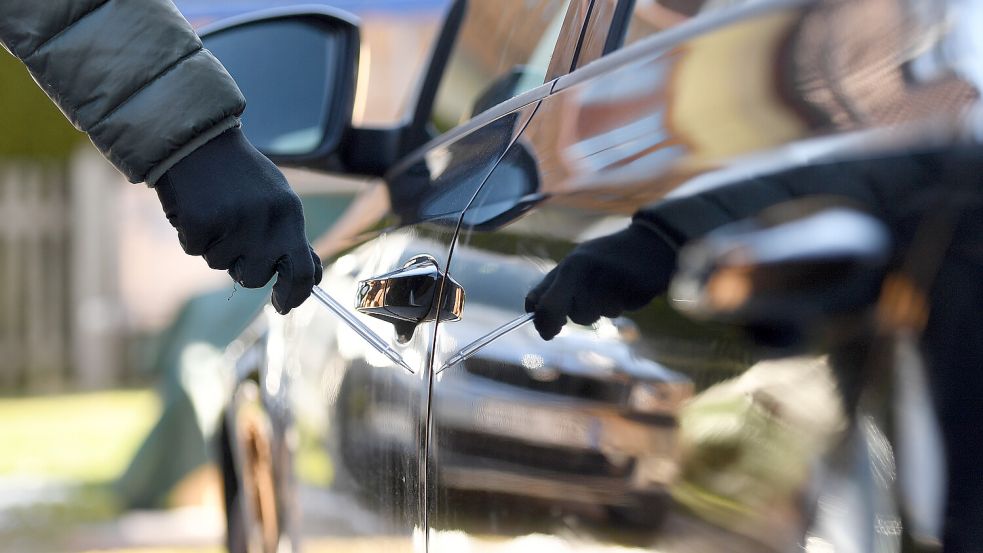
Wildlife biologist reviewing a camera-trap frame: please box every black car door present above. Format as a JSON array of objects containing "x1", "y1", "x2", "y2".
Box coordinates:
[
  {"x1": 431, "y1": 0, "x2": 973, "y2": 550},
  {"x1": 290, "y1": 1, "x2": 588, "y2": 551}
]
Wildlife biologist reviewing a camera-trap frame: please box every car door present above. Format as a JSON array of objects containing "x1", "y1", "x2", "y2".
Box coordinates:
[
  {"x1": 279, "y1": 1, "x2": 588, "y2": 551},
  {"x1": 430, "y1": 0, "x2": 973, "y2": 551}
]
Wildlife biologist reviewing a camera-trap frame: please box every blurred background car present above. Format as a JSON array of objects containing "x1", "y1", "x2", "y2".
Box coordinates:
[{"x1": 330, "y1": 242, "x2": 691, "y2": 524}]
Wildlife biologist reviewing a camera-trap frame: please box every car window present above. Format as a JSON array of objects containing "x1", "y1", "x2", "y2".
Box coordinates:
[
  {"x1": 620, "y1": 0, "x2": 766, "y2": 48},
  {"x1": 430, "y1": 0, "x2": 573, "y2": 133}
]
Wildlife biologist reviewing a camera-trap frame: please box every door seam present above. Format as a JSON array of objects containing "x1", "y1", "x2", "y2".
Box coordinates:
[{"x1": 420, "y1": 98, "x2": 544, "y2": 552}]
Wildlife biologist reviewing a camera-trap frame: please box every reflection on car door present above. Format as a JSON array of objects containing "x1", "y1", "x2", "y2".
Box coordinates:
[
  {"x1": 283, "y1": 92, "x2": 542, "y2": 553},
  {"x1": 283, "y1": 226, "x2": 435, "y2": 550},
  {"x1": 282, "y1": 0, "x2": 581, "y2": 546},
  {"x1": 431, "y1": 0, "x2": 973, "y2": 550}
]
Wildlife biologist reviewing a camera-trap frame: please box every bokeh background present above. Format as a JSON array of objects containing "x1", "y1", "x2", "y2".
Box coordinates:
[{"x1": 0, "y1": 1, "x2": 443, "y2": 551}]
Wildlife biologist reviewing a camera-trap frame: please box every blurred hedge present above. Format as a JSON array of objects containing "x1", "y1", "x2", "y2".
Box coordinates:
[{"x1": 0, "y1": 50, "x2": 84, "y2": 161}]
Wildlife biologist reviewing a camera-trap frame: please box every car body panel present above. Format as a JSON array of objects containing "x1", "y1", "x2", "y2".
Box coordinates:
[
  {"x1": 214, "y1": 0, "x2": 982, "y2": 550},
  {"x1": 271, "y1": 86, "x2": 542, "y2": 549},
  {"x1": 428, "y1": 0, "x2": 978, "y2": 549}
]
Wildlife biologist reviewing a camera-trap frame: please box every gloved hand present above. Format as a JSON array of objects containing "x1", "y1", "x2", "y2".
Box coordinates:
[
  {"x1": 524, "y1": 221, "x2": 676, "y2": 340},
  {"x1": 155, "y1": 127, "x2": 322, "y2": 314}
]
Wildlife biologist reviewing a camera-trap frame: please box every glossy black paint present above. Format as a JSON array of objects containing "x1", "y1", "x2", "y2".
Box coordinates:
[{"x1": 213, "y1": 0, "x2": 982, "y2": 551}]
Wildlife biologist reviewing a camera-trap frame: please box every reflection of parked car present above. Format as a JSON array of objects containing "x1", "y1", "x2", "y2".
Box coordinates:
[
  {"x1": 334, "y1": 242, "x2": 691, "y2": 521},
  {"x1": 200, "y1": 1, "x2": 980, "y2": 552}
]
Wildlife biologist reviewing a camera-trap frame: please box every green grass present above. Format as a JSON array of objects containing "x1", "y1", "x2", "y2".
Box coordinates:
[
  {"x1": 0, "y1": 390, "x2": 162, "y2": 550},
  {"x1": 0, "y1": 389, "x2": 160, "y2": 483}
]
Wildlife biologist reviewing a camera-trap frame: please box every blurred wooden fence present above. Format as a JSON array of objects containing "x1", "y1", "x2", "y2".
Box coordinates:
[
  {"x1": 0, "y1": 163, "x2": 70, "y2": 390},
  {"x1": 0, "y1": 150, "x2": 121, "y2": 392}
]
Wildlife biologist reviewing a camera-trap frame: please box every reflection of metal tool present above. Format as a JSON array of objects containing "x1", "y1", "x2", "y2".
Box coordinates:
[
  {"x1": 438, "y1": 313, "x2": 535, "y2": 373},
  {"x1": 311, "y1": 286, "x2": 412, "y2": 372}
]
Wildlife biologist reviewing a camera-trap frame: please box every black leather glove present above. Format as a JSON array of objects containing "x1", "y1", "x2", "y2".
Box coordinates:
[
  {"x1": 524, "y1": 221, "x2": 676, "y2": 340},
  {"x1": 155, "y1": 127, "x2": 322, "y2": 314}
]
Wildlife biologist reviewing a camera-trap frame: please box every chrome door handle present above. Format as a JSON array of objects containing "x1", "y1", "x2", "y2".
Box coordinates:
[{"x1": 356, "y1": 254, "x2": 465, "y2": 343}]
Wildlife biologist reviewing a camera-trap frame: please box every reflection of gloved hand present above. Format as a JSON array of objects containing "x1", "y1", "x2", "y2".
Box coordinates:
[
  {"x1": 155, "y1": 127, "x2": 322, "y2": 314},
  {"x1": 524, "y1": 221, "x2": 676, "y2": 340}
]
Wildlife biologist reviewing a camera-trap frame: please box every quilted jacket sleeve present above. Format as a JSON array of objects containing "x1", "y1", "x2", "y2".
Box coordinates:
[{"x1": 0, "y1": 0, "x2": 246, "y2": 184}]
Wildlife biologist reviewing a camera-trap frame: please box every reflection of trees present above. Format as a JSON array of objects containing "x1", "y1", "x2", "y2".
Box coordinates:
[
  {"x1": 785, "y1": 0, "x2": 977, "y2": 129},
  {"x1": 456, "y1": 1, "x2": 567, "y2": 76}
]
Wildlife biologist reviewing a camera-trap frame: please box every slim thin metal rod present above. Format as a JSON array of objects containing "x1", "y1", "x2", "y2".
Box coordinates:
[
  {"x1": 310, "y1": 286, "x2": 412, "y2": 372},
  {"x1": 438, "y1": 313, "x2": 535, "y2": 373}
]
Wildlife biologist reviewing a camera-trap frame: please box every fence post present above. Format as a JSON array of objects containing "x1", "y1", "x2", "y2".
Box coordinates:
[
  {"x1": 0, "y1": 167, "x2": 24, "y2": 389},
  {"x1": 0, "y1": 162, "x2": 73, "y2": 391},
  {"x1": 70, "y1": 147, "x2": 123, "y2": 390}
]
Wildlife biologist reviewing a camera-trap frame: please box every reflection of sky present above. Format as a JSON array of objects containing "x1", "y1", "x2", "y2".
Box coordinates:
[{"x1": 175, "y1": 0, "x2": 447, "y2": 22}]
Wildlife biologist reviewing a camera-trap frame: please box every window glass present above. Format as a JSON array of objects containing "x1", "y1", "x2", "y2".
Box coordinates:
[
  {"x1": 622, "y1": 0, "x2": 763, "y2": 47},
  {"x1": 431, "y1": 0, "x2": 572, "y2": 133}
]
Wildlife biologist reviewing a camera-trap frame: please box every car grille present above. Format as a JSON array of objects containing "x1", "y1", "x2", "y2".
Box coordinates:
[
  {"x1": 464, "y1": 357, "x2": 628, "y2": 404},
  {"x1": 438, "y1": 430, "x2": 631, "y2": 477}
]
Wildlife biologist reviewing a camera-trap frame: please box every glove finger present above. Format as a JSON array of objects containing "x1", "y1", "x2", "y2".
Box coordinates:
[
  {"x1": 174, "y1": 229, "x2": 192, "y2": 255},
  {"x1": 600, "y1": 298, "x2": 625, "y2": 319},
  {"x1": 569, "y1": 293, "x2": 605, "y2": 326},
  {"x1": 623, "y1": 290, "x2": 654, "y2": 312},
  {"x1": 525, "y1": 268, "x2": 558, "y2": 313},
  {"x1": 272, "y1": 247, "x2": 317, "y2": 314},
  {"x1": 310, "y1": 246, "x2": 323, "y2": 286},
  {"x1": 534, "y1": 305, "x2": 567, "y2": 341},
  {"x1": 533, "y1": 264, "x2": 581, "y2": 340},
  {"x1": 230, "y1": 256, "x2": 277, "y2": 289},
  {"x1": 202, "y1": 238, "x2": 239, "y2": 270},
  {"x1": 172, "y1": 214, "x2": 215, "y2": 257}
]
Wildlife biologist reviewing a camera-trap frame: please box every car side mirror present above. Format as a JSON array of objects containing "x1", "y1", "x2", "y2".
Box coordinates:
[
  {"x1": 199, "y1": 8, "x2": 360, "y2": 171},
  {"x1": 669, "y1": 202, "x2": 891, "y2": 338}
]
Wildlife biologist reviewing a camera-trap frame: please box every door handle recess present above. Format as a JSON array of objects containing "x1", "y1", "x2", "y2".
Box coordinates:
[{"x1": 356, "y1": 254, "x2": 465, "y2": 343}]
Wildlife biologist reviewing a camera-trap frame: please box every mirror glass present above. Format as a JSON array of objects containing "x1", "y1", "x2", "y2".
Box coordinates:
[{"x1": 204, "y1": 19, "x2": 336, "y2": 156}]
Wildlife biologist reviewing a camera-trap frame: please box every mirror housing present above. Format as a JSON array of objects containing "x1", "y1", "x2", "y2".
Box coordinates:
[
  {"x1": 197, "y1": 0, "x2": 469, "y2": 179},
  {"x1": 199, "y1": 7, "x2": 360, "y2": 172}
]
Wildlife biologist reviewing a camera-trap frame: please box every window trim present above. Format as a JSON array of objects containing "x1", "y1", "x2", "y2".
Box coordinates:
[
  {"x1": 572, "y1": 0, "x2": 631, "y2": 70},
  {"x1": 603, "y1": 0, "x2": 636, "y2": 54},
  {"x1": 545, "y1": 0, "x2": 596, "y2": 81}
]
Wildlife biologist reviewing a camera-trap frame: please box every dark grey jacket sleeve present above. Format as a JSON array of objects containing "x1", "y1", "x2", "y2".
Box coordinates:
[
  {"x1": 0, "y1": 0, "x2": 246, "y2": 184},
  {"x1": 634, "y1": 144, "x2": 976, "y2": 248}
]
